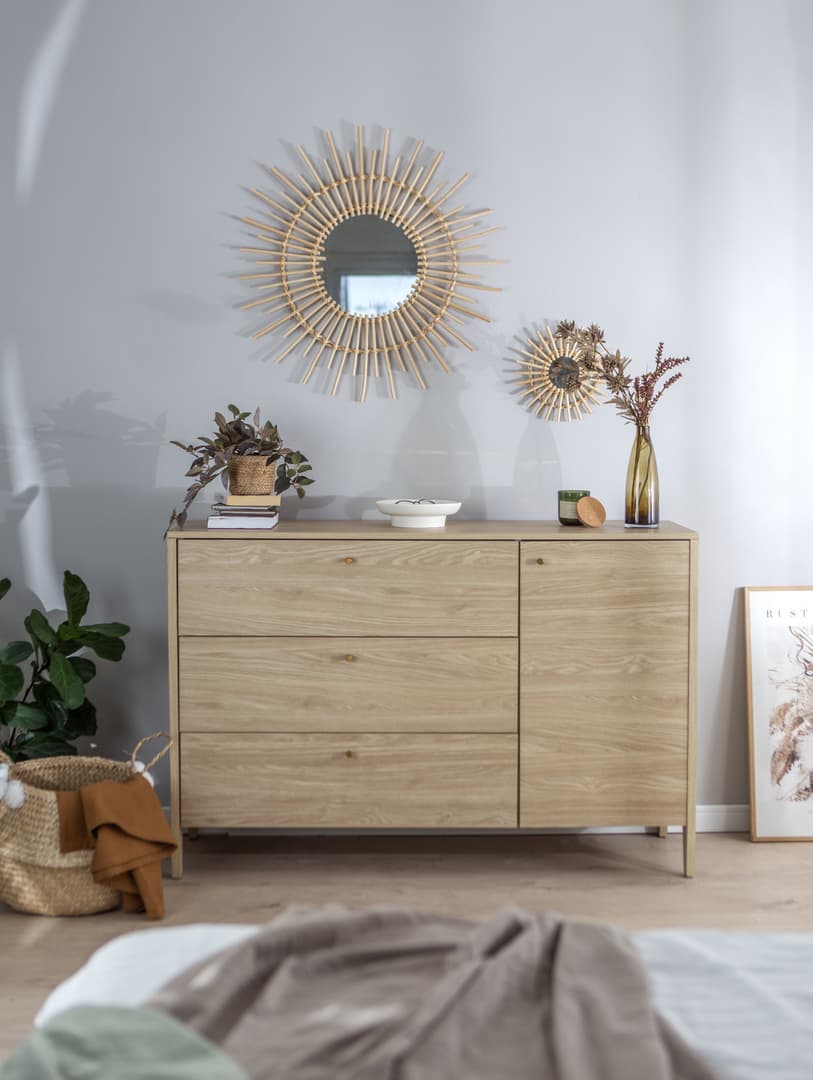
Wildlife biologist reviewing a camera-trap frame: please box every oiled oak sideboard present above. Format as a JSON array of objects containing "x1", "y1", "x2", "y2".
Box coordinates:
[{"x1": 166, "y1": 520, "x2": 697, "y2": 879}]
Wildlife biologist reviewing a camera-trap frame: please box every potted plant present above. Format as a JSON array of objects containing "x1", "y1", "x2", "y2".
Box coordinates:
[
  {"x1": 0, "y1": 572, "x2": 130, "y2": 761},
  {"x1": 167, "y1": 405, "x2": 314, "y2": 530}
]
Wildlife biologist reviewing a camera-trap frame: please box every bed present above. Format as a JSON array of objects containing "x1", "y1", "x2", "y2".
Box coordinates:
[{"x1": 9, "y1": 906, "x2": 811, "y2": 1080}]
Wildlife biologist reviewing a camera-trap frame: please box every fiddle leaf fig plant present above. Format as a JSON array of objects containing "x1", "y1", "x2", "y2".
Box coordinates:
[
  {"x1": 0, "y1": 571, "x2": 130, "y2": 762},
  {"x1": 167, "y1": 404, "x2": 314, "y2": 530}
]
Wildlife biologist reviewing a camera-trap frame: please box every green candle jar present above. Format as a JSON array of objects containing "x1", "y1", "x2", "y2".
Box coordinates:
[{"x1": 558, "y1": 489, "x2": 590, "y2": 526}]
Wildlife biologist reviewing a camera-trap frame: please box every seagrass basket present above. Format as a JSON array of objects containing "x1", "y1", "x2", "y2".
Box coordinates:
[
  {"x1": 0, "y1": 734, "x2": 170, "y2": 916},
  {"x1": 227, "y1": 455, "x2": 280, "y2": 497}
]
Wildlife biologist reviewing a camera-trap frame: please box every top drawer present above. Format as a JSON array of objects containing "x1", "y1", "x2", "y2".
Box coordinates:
[{"x1": 177, "y1": 539, "x2": 518, "y2": 636}]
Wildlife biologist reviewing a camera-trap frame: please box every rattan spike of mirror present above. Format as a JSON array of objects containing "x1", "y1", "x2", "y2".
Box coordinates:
[
  {"x1": 237, "y1": 126, "x2": 502, "y2": 402},
  {"x1": 510, "y1": 326, "x2": 603, "y2": 421}
]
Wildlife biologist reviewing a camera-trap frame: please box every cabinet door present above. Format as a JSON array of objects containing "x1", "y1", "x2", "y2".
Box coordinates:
[{"x1": 520, "y1": 540, "x2": 690, "y2": 826}]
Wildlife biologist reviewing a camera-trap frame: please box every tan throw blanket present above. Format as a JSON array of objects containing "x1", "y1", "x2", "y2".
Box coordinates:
[
  {"x1": 57, "y1": 774, "x2": 176, "y2": 920},
  {"x1": 149, "y1": 905, "x2": 718, "y2": 1079}
]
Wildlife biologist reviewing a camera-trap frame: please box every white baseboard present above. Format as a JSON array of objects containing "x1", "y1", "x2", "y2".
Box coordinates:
[
  {"x1": 168, "y1": 805, "x2": 750, "y2": 836},
  {"x1": 522, "y1": 805, "x2": 749, "y2": 836},
  {"x1": 696, "y1": 804, "x2": 749, "y2": 833}
]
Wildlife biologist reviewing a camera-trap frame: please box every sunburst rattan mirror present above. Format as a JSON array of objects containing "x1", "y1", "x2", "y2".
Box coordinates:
[
  {"x1": 238, "y1": 127, "x2": 500, "y2": 401},
  {"x1": 510, "y1": 326, "x2": 603, "y2": 421}
]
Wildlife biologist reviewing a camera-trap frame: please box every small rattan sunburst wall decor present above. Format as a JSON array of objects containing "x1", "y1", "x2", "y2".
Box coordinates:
[
  {"x1": 510, "y1": 326, "x2": 603, "y2": 421},
  {"x1": 237, "y1": 126, "x2": 501, "y2": 402}
]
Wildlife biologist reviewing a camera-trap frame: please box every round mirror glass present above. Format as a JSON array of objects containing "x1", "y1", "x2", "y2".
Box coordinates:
[
  {"x1": 548, "y1": 354, "x2": 582, "y2": 391},
  {"x1": 322, "y1": 215, "x2": 418, "y2": 316}
]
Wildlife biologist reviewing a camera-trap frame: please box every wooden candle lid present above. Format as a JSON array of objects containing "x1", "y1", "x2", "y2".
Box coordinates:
[{"x1": 576, "y1": 496, "x2": 606, "y2": 528}]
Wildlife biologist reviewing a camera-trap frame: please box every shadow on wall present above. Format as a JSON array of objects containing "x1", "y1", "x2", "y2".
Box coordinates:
[
  {"x1": 489, "y1": 411, "x2": 563, "y2": 520},
  {"x1": 41, "y1": 485, "x2": 173, "y2": 763},
  {"x1": 0, "y1": 390, "x2": 175, "y2": 797},
  {"x1": 281, "y1": 369, "x2": 485, "y2": 520},
  {"x1": 717, "y1": 589, "x2": 749, "y2": 799},
  {"x1": 280, "y1": 356, "x2": 563, "y2": 522},
  {"x1": 35, "y1": 390, "x2": 166, "y2": 488},
  {"x1": 385, "y1": 375, "x2": 485, "y2": 515},
  {"x1": 0, "y1": 487, "x2": 43, "y2": 615},
  {"x1": 0, "y1": 481, "x2": 177, "y2": 797}
]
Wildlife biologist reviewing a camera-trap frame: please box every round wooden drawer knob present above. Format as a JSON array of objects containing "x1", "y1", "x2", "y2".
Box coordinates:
[
  {"x1": 344, "y1": 654, "x2": 356, "y2": 662},
  {"x1": 345, "y1": 749, "x2": 353, "y2": 758},
  {"x1": 536, "y1": 557, "x2": 544, "y2": 565},
  {"x1": 343, "y1": 557, "x2": 355, "y2": 565}
]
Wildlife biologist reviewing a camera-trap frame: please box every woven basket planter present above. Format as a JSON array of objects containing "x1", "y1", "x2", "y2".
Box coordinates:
[
  {"x1": 227, "y1": 456, "x2": 281, "y2": 498},
  {"x1": 0, "y1": 735, "x2": 171, "y2": 916}
]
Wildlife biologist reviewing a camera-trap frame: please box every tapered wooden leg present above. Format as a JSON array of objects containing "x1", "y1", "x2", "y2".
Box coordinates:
[
  {"x1": 171, "y1": 840, "x2": 183, "y2": 879},
  {"x1": 683, "y1": 824, "x2": 695, "y2": 878},
  {"x1": 658, "y1": 825, "x2": 669, "y2": 838}
]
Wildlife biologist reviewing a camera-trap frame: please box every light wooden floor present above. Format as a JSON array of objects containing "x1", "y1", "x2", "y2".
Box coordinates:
[{"x1": 1, "y1": 831, "x2": 811, "y2": 1060}]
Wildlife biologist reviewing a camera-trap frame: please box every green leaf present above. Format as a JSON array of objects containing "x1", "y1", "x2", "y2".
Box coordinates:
[
  {"x1": 57, "y1": 621, "x2": 83, "y2": 642},
  {"x1": 63, "y1": 571, "x2": 90, "y2": 626},
  {"x1": 32, "y1": 680, "x2": 59, "y2": 708},
  {"x1": 20, "y1": 732, "x2": 77, "y2": 759},
  {"x1": 49, "y1": 652, "x2": 86, "y2": 709},
  {"x1": 28, "y1": 609, "x2": 58, "y2": 646},
  {"x1": 61, "y1": 700, "x2": 97, "y2": 739},
  {"x1": 0, "y1": 578, "x2": 10, "y2": 602},
  {"x1": 296, "y1": 476, "x2": 315, "y2": 486},
  {"x1": 81, "y1": 622, "x2": 130, "y2": 638},
  {"x1": 55, "y1": 640, "x2": 83, "y2": 658},
  {"x1": 0, "y1": 662, "x2": 24, "y2": 705},
  {"x1": 1, "y1": 740, "x2": 28, "y2": 762},
  {"x1": 227, "y1": 403, "x2": 240, "y2": 416},
  {"x1": 287, "y1": 451, "x2": 304, "y2": 465},
  {"x1": 7, "y1": 703, "x2": 49, "y2": 731},
  {"x1": 69, "y1": 656, "x2": 97, "y2": 683},
  {"x1": 76, "y1": 632, "x2": 125, "y2": 662},
  {"x1": 0, "y1": 640, "x2": 33, "y2": 665},
  {"x1": 44, "y1": 697, "x2": 69, "y2": 730},
  {"x1": 297, "y1": 463, "x2": 313, "y2": 473}
]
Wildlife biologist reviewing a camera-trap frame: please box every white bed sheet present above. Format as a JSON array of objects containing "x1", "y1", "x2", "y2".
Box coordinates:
[{"x1": 35, "y1": 921, "x2": 813, "y2": 1080}]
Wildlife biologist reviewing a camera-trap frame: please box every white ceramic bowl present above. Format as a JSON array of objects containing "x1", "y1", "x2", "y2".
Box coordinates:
[{"x1": 375, "y1": 499, "x2": 462, "y2": 528}]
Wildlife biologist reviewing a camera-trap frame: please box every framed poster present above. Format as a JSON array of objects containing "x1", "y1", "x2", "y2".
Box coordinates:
[{"x1": 745, "y1": 586, "x2": 813, "y2": 840}]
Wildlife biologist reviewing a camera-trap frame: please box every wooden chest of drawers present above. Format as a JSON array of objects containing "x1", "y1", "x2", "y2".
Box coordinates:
[{"x1": 167, "y1": 520, "x2": 697, "y2": 877}]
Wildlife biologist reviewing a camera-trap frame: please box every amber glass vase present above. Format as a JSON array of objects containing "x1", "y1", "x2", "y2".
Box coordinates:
[{"x1": 625, "y1": 424, "x2": 659, "y2": 527}]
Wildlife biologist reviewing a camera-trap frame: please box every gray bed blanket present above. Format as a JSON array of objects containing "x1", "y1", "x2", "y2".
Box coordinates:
[{"x1": 149, "y1": 905, "x2": 718, "y2": 1079}]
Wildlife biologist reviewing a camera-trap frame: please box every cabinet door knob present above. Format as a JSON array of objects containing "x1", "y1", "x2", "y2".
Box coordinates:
[
  {"x1": 344, "y1": 654, "x2": 356, "y2": 662},
  {"x1": 536, "y1": 557, "x2": 545, "y2": 565},
  {"x1": 345, "y1": 749, "x2": 353, "y2": 758},
  {"x1": 343, "y1": 557, "x2": 355, "y2": 565}
]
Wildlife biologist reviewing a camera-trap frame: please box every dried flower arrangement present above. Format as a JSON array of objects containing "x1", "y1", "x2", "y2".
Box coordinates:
[{"x1": 553, "y1": 321, "x2": 689, "y2": 427}]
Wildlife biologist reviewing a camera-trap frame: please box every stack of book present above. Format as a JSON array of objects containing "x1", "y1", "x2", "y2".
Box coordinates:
[{"x1": 207, "y1": 494, "x2": 280, "y2": 530}]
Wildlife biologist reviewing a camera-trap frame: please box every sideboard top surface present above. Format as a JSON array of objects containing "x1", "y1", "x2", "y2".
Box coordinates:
[{"x1": 169, "y1": 520, "x2": 696, "y2": 541}]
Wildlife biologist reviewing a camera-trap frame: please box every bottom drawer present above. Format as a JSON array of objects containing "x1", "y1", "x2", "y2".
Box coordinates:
[{"x1": 181, "y1": 733, "x2": 517, "y2": 828}]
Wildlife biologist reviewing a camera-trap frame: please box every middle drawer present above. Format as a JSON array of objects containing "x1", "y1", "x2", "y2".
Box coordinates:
[{"x1": 179, "y1": 637, "x2": 518, "y2": 734}]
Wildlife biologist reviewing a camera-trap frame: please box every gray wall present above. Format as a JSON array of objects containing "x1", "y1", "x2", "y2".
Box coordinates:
[{"x1": 1, "y1": 0, "x2": 810, "y2": 807}]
